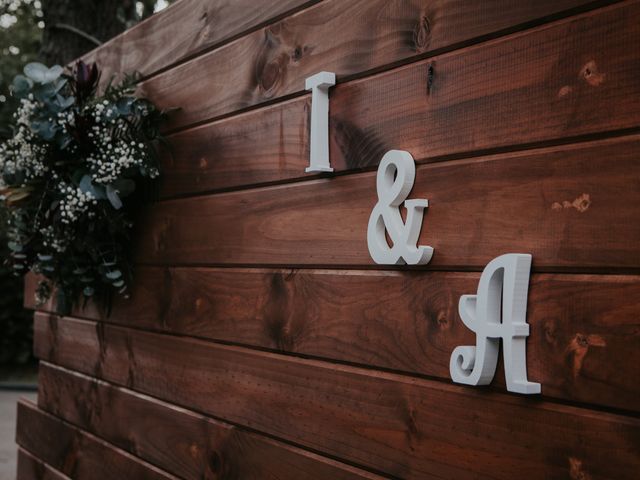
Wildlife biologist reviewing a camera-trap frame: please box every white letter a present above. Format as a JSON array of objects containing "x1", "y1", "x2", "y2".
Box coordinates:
[{"x1": 450, "y1": 253, "x2": 541, "y2": 394}]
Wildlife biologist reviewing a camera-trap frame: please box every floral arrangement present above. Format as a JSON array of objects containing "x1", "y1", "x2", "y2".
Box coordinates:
[{"x1": 0, "y1": 61, "x2": 164, "y2": 311}]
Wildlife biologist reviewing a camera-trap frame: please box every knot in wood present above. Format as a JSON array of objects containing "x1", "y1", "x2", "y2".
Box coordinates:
[
  {"x1": 259, "y1": 54, "x2": 288, "y2": 96},
  {"x1": 413, "y1": 15, "x2": 431, "y2": 52}
]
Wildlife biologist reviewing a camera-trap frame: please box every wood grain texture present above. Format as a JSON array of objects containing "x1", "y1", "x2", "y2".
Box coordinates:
[
  {"x1": 158, "y1": 97, "x2": 311, "y2": 197},
  {"x1": 143, "y1": 0, "x2": 608, "y2": 131},
  {"x1": 157, "y1": 0, "x2": 640, "y2": 197},
  {"x1": 24, "y1": 268, "x2": 640, "y2": 413},
  {"x1": 16, "y1": 448, "x2": 70, "y2": 480},
  {"x1": 33, "y1": 315, "x2": 640, "y2": 480},
  {"x1": 20, "y1": 1, "x2": 640, "y2": 478},
  {"x1": 15, "y1": 401, "x2": 177, "y2": 480},
  {"x1": 135, "y1": 136, "x2": 640, "y2": 271},
  {"x1": 37, "y1": 364, "x2": 386, "y2": 480},
  {"x1": 84, "y1": 0, "x2": 319, "y2": 81}
]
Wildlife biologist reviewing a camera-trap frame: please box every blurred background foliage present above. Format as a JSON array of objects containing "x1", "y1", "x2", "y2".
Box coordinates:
[{"x1": 0, "y1": 0, "x2": 171, "y2": 372}]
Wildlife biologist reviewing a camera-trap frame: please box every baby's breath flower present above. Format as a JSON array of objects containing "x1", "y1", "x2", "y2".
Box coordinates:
[{"x1": 0, "y1": 61, "x2": 163, "y2": 309}]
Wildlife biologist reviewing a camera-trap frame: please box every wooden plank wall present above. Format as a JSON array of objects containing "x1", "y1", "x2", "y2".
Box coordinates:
[{"x1": 17, "y1": 0, "x2": 640, "y2": 478}]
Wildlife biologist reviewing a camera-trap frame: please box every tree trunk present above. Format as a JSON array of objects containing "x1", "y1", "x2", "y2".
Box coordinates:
[{"x1": 39, "y1": 0, "x2": 155, "y2": 66}]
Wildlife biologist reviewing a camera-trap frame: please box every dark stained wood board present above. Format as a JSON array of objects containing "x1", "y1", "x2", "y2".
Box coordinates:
[
  {"x1": 142, "y1": 0, "x2": 617, "y2": 131},
  {"x1": 15, "y1": 401, "x2": 177, "y2": 480},
  {"x1": 16, "y1": 448, "x2": 70, "y2": 480},
  {"x1": 18, "y1": 1, "x2": 640, "y2": 478},
  {"x1": 24, "y1": 268, "x2": 640, "y2": 413},
  {"x1": 84, "y1": 0, "x2": 320, "y2": 82},
  {"x1": 36, "y1": 364, "x2": 388, "y2": 480},
  {"x1": 33, "y1": 314, "x2": 640, "y2": 480},
  {"x1": 156, "y1": 0, "x2": 640, "y2": 198},
  {"x1": 133, "y1": 136, "x2": 640, "y2": 272}
]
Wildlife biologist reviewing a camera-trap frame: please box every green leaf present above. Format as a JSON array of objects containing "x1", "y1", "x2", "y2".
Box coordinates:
[
  {"x1": 24, "y1": 63, "x2": 63, "y2": 84},
  {"x1": 8, "y1": 242, "x2": 23, "y2": 252},
  {"x1": 105, "y1": 270, "x2": 122, "y2": 280},
  {"x1": 58, "y1": 134, "x2": 74, "y2": 150},
  {"x1": 106, "y1": 185, "x2": 123, "y2": 210},
  {"x1": 116, "y1": 97, "x2": 135, "y2": 115},
  {"x1": 31, "y1": 119, "x2": 57, "y2": 141},
  {"x1": 83, "y1": 286, "x2": 95, "y2": 297},
  {"x1": 53, "y1": 77, "x2": 68, "y2": 94},
  {"x1": 33, "y1": 82, "x2": 58, "y2": 102},
  {"x1": 79, "y1": 175, "x2": 106, "y2": 200},
  {"x1": 54, "y1": 95, "x2": 75, "y2": 110},
  {"x1": 11, "y1": 75, "x2": 32, "y2": 97}
]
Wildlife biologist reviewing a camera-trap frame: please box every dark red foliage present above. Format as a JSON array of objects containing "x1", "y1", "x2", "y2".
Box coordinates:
[{"x1": 73, "y1": 61, "x2": 100, "y2": 104}]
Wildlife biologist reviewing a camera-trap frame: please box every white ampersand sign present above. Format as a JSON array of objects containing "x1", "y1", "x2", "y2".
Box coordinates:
[{"x1": 367, "y1": 150, "x2": 433, "y2": 265}]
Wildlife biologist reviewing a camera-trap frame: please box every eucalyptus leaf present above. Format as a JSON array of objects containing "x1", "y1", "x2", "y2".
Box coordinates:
[
  {"x1": 116, "y1": 97, "x2": 135, "y2": 115},
  {"x1": 58, "y1": 134, "x2": 74, "y2": 150},
  {"x1": 33, "y1": 82, "x2": 58, "y2": 101},
  {"x1": 31, "y1": 120, "x2": 57, "y2": 141},
  {"x1": 79, "y1": 175, "x2": 107, "y2": 200},
  {"x1": 53, "y1": 77, "x2": 68, "y2": 94},
  {"x1": 11, "y1": 75, "x2": 32, "y2": 97},
  {"x1": 106, "y1": 185, "x2": 123, "y2": 210},
  {"x1": 105, "y1": 270, "x2": 122, "y2": 280},
  {"x1": 8, "y1": 242, "x2": 23, "y2": 252},
  {"x1": 24, "y1": 63, "x2": 63, "y2": 84},
  {"x1": 54, "y1": 94, "x2": 75, "y2": 110}
]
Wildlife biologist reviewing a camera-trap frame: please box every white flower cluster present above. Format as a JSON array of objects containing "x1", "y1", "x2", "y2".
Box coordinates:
[
  {"x1": 92, "y1": 100, "x2": 114, "y2": 123},
  {"x1": 0, "y1": 97, "x2": 48, "y2": 183},
  {"x1": 85, "y1": 101, "x2": 158, "y2": 184},
  {"x1": 56, "y1": 109, "x2": 75, "y2": 131},
  {"x1": 39, "y1": 225, "x2": 67, "y2": 253},
  {"x1": 16, "y1": 96, "x2": 36, "y2": 124},
  {"x1": 58, "y1": 183, "x2": 97, "y2": 225}
]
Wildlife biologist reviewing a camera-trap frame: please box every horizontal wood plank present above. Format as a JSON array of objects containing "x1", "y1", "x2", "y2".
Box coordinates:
[
  {"x1": 37, "y1": 364, "x2": 386, "y2": 480},
  {"x1": 159, "y1": 97, "x2": 311, "y2": 197},
  {"x1": 143, "y1": 0, "x2": 611, "y2": 131},
  {"x1": 15, "y1": 401, "x2": 177, "y2": 480},
  {"x1": 157, "y1": 0, "x2": 640, "y2": 197},
  {"x1": 17, "y1": 448, "x2": 70, "y2": 480},
  {"x1": 136, "y1": 136, "x2": 640, "y2": 271},
  {"x1": 33, "y1": 314, "x2": 640, "y2": 479},
  {"x1": 85, "y1": 0, "x2": 319, "y2": 81},
  {"x1": 24, "y1": 267, "x2": 640, "y2": 413}
]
